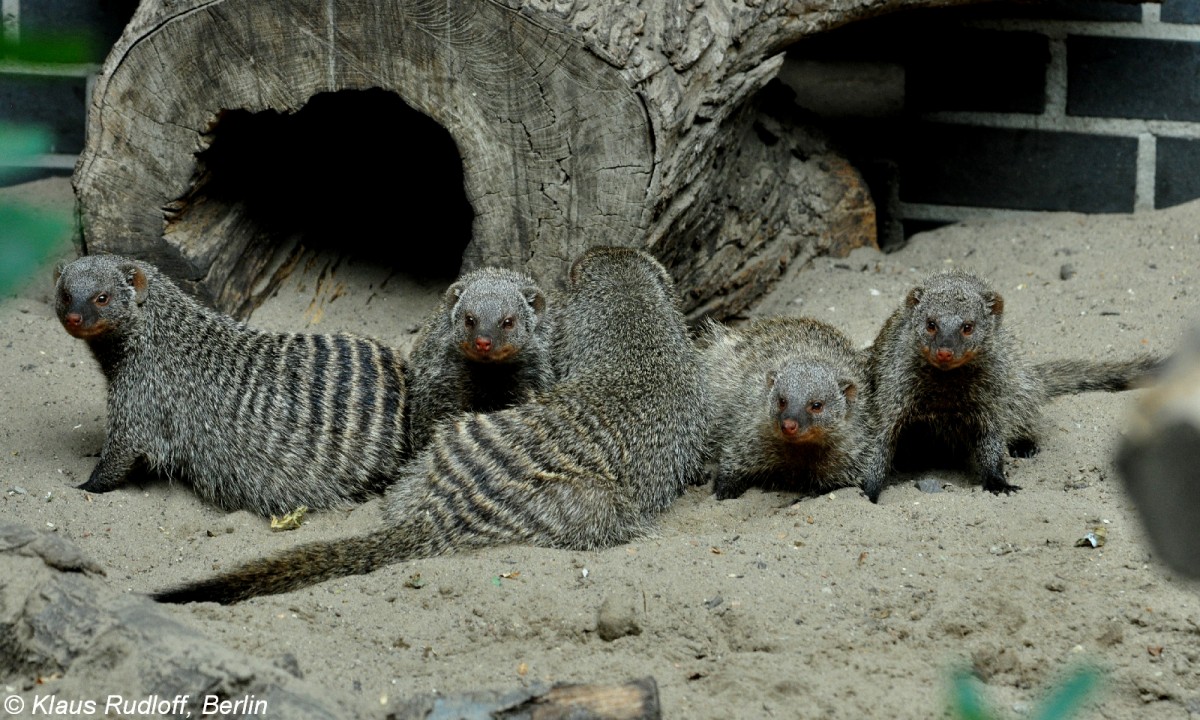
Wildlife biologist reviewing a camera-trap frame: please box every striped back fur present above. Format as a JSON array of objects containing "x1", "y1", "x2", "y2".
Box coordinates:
[
  {"x1": 55, "y1": 255, "x2": 407, "y2": 516},
  {"x1": 154, "y1": 246, "x2": 708, "y2": 604}
]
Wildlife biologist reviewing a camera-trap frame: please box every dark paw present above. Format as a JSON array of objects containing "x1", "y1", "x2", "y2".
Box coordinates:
[
  {"x1": 77, "y1": 466, "x2": 116, "y2": 493},
  {"x1": 983, "y1": 479, "x2": 1022, "y2": 495},
  {"x1": 1007, "y1": 438, "x2": 1040, "y2": 459},
  {"x1": 713, "y1": 480, "x2": 746, "y2": 501},
  {"x1": 77, "y1": 478, "x2": 115, "y2": 493}
]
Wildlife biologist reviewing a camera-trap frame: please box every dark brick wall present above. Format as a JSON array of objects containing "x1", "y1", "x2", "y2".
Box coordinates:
[
  {"x1": 900, "y1": 124, "x2": 1138, "y2": 213},
  {"x1": 906, "y1": 30, "x2": 1049, "y2": 114},
  {"x1": 1161, "y1": 0, "x2": 1200, "y2": 24},
  {"x1": 1156, "y1": 137, "x2": 1200, "y2": 209},
  {"x1": 970, "y1": 0, "x2": 1142, "y2": 21},
  {"x1": 1068, "y1": 36, "x2": 1200, "y2": 121},
  {"x1": 786, "y1": 0, "x2": 1200, "y2": 246}
]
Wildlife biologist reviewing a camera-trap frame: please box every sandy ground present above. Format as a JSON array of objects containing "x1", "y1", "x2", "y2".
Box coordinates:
[{"x1": 3, "y1": 176, "x2": 1200, "y2": 718}]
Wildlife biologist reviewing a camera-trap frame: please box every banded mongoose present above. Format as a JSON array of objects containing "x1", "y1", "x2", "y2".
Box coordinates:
[
  {"x1": 154, "y1": 246, "x2": 709, "y2": 604},
  {"x1": 404, "y1": 267, "x2": 553, "y2": 453},
  {"x1": 860, "y1": 268, "x2": 1162, "y2": 502},
  {"x1": 54, "y1": 254, "x2": 408, "y2": 516},
  {"x1": 703, "y1": 316, "x2": 870, "y2": 499}
]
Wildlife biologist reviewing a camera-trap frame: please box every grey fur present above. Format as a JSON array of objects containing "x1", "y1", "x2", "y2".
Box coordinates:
[
  {"x1": 861, "y1": 269, "x2": 1160, "y2": 502},
  {"x1": 54, "y1": 254, "x2": 407, "y2": 516},
  {"x1": 703, "y1": 316, "x2": 869, "y2": 499},
  {"x1": 154, "y1": 246, "x2": 709, "y2": 604},
  {"x1": 404, "y1": 267, "x2": 554, "y2": 454}
]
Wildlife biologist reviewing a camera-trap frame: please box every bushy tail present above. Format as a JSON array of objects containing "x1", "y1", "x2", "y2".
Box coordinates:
[
  {"x1": 152, "y1": 526, "x2": 431, "y2": 605},
  {"x1": 1033, "y1": 356, "x2": 1164, "y2": 398}
]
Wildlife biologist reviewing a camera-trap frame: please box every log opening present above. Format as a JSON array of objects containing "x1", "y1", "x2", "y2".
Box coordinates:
[{"x1": 162, "y1": 88, "x2": 472, "y2": 316}]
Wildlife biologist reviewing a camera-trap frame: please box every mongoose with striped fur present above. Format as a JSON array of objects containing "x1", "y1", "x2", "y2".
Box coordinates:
[
  {"x1": 860, "y1": 269, "x2": 1161, "y2": 502},
  {"x1": 404, "y1": 267, "x2": 553, "y2": 454},
  {"x1": 54, "y1": 254, "x2": 407, "y2": 516},
  {"x1": 703, "y1": 316, "x2": 870, "y2": 499},
  {"x1": 154, "y1": 246, "x2": 708, "y2": 604}
]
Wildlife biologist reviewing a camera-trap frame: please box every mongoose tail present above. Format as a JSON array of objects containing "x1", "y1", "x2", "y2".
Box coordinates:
[
  {"x1": 153, "y1": 526, "x2": 423, "y2": 605},
  {"x1": 1033, "y1": 356, "x2": 1164, "y2": 397}
]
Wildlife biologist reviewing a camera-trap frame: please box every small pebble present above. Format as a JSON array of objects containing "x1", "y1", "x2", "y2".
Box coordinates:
[
  {"x1": 1060, "y1": 263, "x2": 1076, "y2": 281},
  {"x1": 915, "y1": 478, "x2": 942, "y2": 494}
]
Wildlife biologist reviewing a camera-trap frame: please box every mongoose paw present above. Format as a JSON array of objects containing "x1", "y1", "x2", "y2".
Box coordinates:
[
  {"x1": 1007, "y1": 438, "x2": 1040, "y2": 459},
  {"x1": 77, "y1": 477, "x2": 115, "y2": 493},
  {"x1": 77, "y1": 465, "x2": 118, "y2": 493},
  {"x1": 713, "y1": 480, "x2": 746, "y2": 501},
  {"x1": 983, "y1": 479, "x2": 1022, "y2": 495}
]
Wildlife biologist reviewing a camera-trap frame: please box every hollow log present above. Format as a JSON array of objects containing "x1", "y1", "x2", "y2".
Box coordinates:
[{"x1": 75, "y1": 0, "x2": 977, "y2": 319}]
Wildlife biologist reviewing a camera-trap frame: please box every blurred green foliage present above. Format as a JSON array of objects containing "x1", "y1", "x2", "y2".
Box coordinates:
[
  {"x1": 1, "y1": 30, "x2": 98, "y2": 64},
  {"x1": 950, "y1": 666, "x2": 1100, "y2": 720},
  {"x1": 0, "y1": 29, "x2": 83, "y2": 295},
  {"x1": 0, "y1": 124, "x2": 73, "y2": 295}
]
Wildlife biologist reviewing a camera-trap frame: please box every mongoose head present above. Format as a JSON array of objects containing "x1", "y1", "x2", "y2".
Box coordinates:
[
  {"x1": 766, "y1": 361, "x2": 857, "y2": 445},
  {"x1": 447, "y1": 269, "x2": 546, "y2": 363},
  {"x1": 905, "y1": 270, "x2": 1003, "y2": 371},
  {"x1": 54, "y1": 255, "x2": 149, "y2": 341}
]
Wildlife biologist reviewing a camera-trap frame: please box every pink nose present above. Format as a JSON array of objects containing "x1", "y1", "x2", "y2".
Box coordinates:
[
  {"x1": 935, "y1": 349, "x2": 954, "y2": 363},
  {"x1": 781, "y1": 418, "x2": 798, "y2": 435},
  {"x1": 66, "y1": 313, "x2": 83, "y2": 327},
  {"x1": 475, "y1": 337, "x2": 493, "y2": 353}
]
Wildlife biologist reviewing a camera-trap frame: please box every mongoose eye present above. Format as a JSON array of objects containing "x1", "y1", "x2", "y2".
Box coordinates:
[
  {"x1": 94, "y1": 293, "x2": 110, "y2": 307},
  {"x1": 925, "y1": 319, "x2": 937, "y2": 334},
  {"x1": 464, "y1": 314, "x2": 476, "y2": 329},
  {"x1": 961, "y1": 322, "x2": 974, "y2": 336},
  {"x1": 501, "y1": 316, "x2": 515, "y2": 330},
  {"x1": 778, "y1": 397, "x2": 788, "y2": 411},
  {"x1": 809, "y1": 401, "x2": 823, "y2": 413}
]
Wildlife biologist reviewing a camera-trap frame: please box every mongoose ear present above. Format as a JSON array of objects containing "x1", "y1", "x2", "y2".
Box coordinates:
[
  {"x1": 841, "y1": 380, "x2": 858, "y2": 405},
  {"x1": 522, "y1": 286, "x2": 546, "y2": 316},
  {"x1": 986, "y1": 291, "x2": 1004, "y2": 316},
  {"x1": 905, "y1": 287, "x2": 923, "y2": 308},
  {"x1": 445, "y1": 281, "x2": 466, "y2": 303},
  {"x1": 53, "y1": 261, "x2": 67, "y2": 284},
  {"x1": 765, "y1": 370, "x2": 778, "y2": 390},
  {"x1": 121, "y1": 263, "x2": 149, "y2": 304},
  {"x1": 568, "y1": 254, "x2": 588, "y2": 285}
]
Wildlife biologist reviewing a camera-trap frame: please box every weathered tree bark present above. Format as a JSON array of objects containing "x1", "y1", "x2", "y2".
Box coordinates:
[{"x1": 74, "y1": 0, "x2": 974, "y2": 319}]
